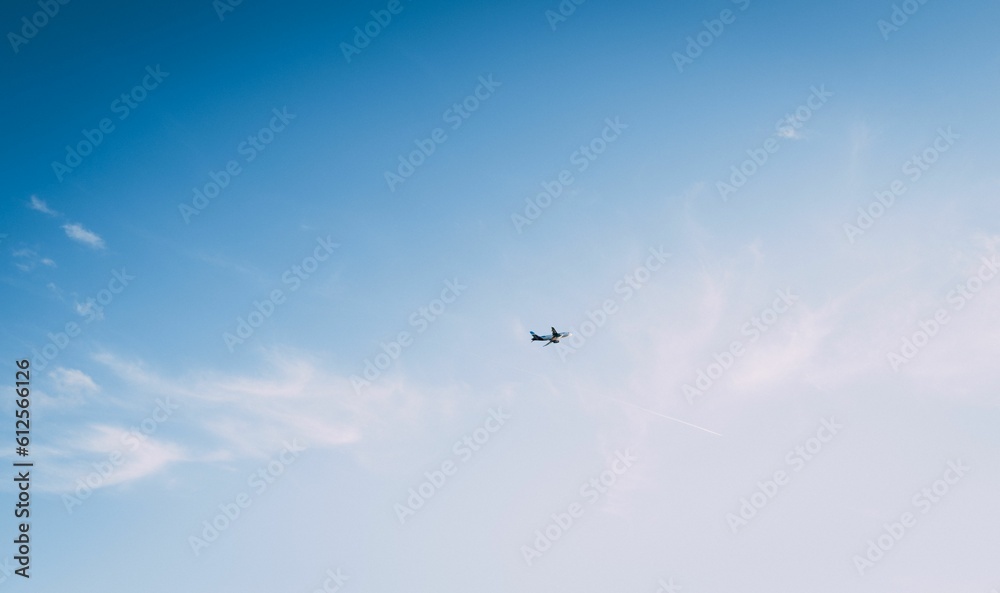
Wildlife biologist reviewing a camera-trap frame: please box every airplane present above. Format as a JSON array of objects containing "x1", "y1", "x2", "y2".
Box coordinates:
[{"x1": 530, "y1": 327, "x2": 572, "y2": 347}]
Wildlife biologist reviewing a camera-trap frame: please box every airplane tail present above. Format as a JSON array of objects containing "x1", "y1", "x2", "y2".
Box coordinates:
[{"x1": 530, "y1": 331, "x2": 544, "y2": 341}]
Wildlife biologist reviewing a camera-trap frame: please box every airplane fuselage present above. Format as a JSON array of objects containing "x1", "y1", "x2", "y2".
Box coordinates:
[{"x1": 530, "y1": 328, "x2": 572, "y2": 346}]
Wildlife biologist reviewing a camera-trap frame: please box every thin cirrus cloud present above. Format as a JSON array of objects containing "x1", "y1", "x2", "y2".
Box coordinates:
[
  {"x1": 42, "y1": 424, "x2": 187, "y2": 493},
  {"x1": 62, "y1": 222, "x2": 106, "y2": 249},
  {"x1": 50, "y1": 367, "x2": 101, "y2": 394},
  {"x1": 28, "y1": 194, "x2": 58, "y2": 216},
  {"x1": 83, "y1": 349, "x2": 431, "y2": 466},
  {"x1": 12, "y1": 247, "x2": 57, "y2": 271}
]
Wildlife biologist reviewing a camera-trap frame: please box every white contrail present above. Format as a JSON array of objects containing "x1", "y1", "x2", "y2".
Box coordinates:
[{"x1": 606, "y1": 397, "x2": 722, "y2": 437}]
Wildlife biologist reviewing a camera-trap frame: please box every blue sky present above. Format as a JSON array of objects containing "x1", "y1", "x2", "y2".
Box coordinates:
[{"x1": 2, "y1": 0, "x2": 1000, "y2": 590}]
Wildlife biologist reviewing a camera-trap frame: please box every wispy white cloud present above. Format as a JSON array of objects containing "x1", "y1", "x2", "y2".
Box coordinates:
[
  {"x1": 42, "y1": 425, "x2": 187, "y2": 492},
  {"x1": 776, "y1": 126, "x2": 801, "y2": 140},
  {"x1": 28, "y1": 194, "x2": 58, "y2": 216},
  {"x1": 50, "y1": 367, "x2": 100, "y2": 394},
  {"x1": 12, "y1": 247, "x2": 55, "y2": 272},
  {"x1": 74, "y1": 300, "x2": 103, "y2": 320},
  {"x1": 89, "y1": 348, "x2": 435, "y2": 465},
  {"x1": 63, "y1": 223, "x2": 106, "y2": 249}
]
